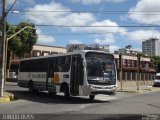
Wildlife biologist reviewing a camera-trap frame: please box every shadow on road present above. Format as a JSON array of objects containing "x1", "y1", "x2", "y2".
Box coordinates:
[{"x1": 6, "y1": 90, "x2": 109, "y2": 104}]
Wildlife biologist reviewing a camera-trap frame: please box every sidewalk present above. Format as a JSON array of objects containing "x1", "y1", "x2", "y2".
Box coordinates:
[
  {"x1": 0, "y1": 92, "x2": 15, "y2": 103},
  {"x1": 117, "y1": 81, "x2": 160, "y2": 93}
]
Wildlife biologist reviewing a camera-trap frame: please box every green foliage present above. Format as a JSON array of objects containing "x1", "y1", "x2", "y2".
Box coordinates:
[
  {"x1": 8, "y1": 22, "x2": 37, "y2": 57},
  {"x1": 4, "y1": 22, "x2": 37, "y2": 70},
  {"x1": 150, "y1": 56, "x2": 160, "y2": 72},
  {"x1": 136, "y1": 52, "x2": 146, "y2": 57},
  {"x1": 0, "y1": 19, "x2": 10, "y2": 32}
]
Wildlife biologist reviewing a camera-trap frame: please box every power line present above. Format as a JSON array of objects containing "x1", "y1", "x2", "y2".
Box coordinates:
[
  {"x1": 11, "y1": 24, "x2": 160, "y2": 28},
  {"x1": 5, "y1": 0, "x2": 18, "y2": 16},
  {"x1": 11, "y1": 9, "x2": 160, "y2": 15},
  {"x1": 37, "y1": 31, "x2": 127, "y2": 36},
  {"x1": 34, "y1": 24, "x2": 160, "y2": 28}
]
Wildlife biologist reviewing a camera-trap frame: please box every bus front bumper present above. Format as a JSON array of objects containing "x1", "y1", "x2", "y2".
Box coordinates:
[{"x1": 88, "y1": 85, "x2": 117, "y2": 95}]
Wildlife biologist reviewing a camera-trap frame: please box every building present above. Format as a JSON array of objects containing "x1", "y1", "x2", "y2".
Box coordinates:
[
  {"x1": 142, "y1": 38, "x2": 160, "y2": 56},
  {"x1": 117, "y1": 45, "x2": 139, "y2": 55},
  {"x1": 114, "y1": 54, "x2": 155, "y2": 81},
  {"x1": 66, "y1": 44, "x2": 109, "y2": 53}
]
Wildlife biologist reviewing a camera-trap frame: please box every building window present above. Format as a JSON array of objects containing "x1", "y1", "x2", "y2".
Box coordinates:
[
  {"x1": 42, "y1": 51, "x2": 50, "y2": 56},
  {"x1": 132, "y1": 60, "x2": 136, "y2": 67},
  {"x1": 51, "y1": 52, "x2": 58, "y2": 55},
  {"x1": 33, "y1": 50, "x2": 41, "y2": 57},
  {"x1": 59, "y1": 52, "x2": 65, "y2": 54},
  {"x1": 122, "y1": 59, "x2": 126, "y2": 67}
]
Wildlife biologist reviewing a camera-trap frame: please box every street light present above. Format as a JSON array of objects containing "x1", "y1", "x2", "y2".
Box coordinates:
[
  {"x1": 7, "y1": 26, "x2": 36, "y2": 41},
  {"x1": 5, "y1": 26, "x2": 36, "y2": 80}
]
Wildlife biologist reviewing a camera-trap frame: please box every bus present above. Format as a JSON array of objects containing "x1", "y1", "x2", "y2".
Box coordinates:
[{"x1": 18, "y1": 50, "x2": 117, "y2": 100}]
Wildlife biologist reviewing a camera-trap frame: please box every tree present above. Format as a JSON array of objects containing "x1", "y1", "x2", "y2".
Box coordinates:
[
  {"x1": 150, "y1": 56, "x2": 160, "y2": 72},
  {"x1": 0, "y1": 21, "x2": 37, "y2": 77},
  {"x1": 8, "y1": 22, "x2": 37, "y2": 57}
]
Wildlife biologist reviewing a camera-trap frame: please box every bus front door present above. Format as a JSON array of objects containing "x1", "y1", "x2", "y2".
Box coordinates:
[{"x1": 70, "y1": 55, "x2": 83, "y2": 96}]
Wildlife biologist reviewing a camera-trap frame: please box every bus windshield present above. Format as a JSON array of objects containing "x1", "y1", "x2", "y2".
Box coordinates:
[{"x1": 86, "y1": 52, "x2": 116, "y2": 85}]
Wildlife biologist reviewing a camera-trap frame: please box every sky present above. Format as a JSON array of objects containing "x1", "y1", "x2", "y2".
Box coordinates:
[{"x1": 1, "y1": 0, "x2": 160, "y2": 53}]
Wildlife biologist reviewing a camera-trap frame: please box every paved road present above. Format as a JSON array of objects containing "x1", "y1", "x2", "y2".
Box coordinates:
[{"x1": 0, "y1": 82, "x2": 160, "y2": 120}]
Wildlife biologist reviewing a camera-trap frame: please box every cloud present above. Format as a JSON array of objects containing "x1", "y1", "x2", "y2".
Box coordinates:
[
  {"x1": 69, "y1": 39, "x2": 83, "y2": 44},
  {"x1": 25, "y1": 2, "x2": 127, "y2": 45},
  {"x1": 25, "y1": 2, "x2": 126, "y2": 34},
  {"x1": 72, "y1": 19, "x2": 127, "y2": 34},
  {"x1": 128, "y1": 0, "x2": 160, "y2": 25},
  {"x1": 109, "y1": 45, "x2": 120, "y2": 53},
  {"x1": 68, "y1": 0, "x2": 126, "y2": 5},
  {"x1": 25, "y1": 2, "x2": 95, "y2": 25},
  {"x1": 134, "y1": 48, "x2": 142, "y2": 52},
  {"x1": 94, "y1": 34, "x2": 115, "y2": 44},
  {"x1": 36, "y1": 29, "x2": 56, "y2": 44},
  {"x1": 127, "y1": 29, "x2": 160, "y2": 42}
]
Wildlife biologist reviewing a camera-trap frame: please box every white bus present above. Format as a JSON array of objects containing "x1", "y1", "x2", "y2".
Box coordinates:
[{"x1": 18, "y1": 50, "x2": 117, "y2": 100}]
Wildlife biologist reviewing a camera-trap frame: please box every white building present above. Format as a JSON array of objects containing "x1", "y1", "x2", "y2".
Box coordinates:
[
  {"x1": 117, "y1": 45, "x2": 139, "y2": 55},
  {"x1": 142, "y1": 38, "x2": 160, "y2": 56}
]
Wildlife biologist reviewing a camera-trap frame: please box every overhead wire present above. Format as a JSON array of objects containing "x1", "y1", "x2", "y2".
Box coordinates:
[
  {"x1": 10, "y1": 24, "x2": 160, "y2": 28},
  {"x1": 11, "y1": 9, "x2": 160, "y2": 15},
  {"x1": 9, "y1": 9, "x2": 160, "y2": 37}
]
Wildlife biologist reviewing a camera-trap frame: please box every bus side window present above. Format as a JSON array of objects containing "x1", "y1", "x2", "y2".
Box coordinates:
[
  {"x1": 54, "y1": 58, "x2": 60, "y2": 72},
  {"x1": 54, "y1": 56, "x2": 71, "y2": 72},
  {"x1": 62, "y1": 56, "x2": 71, "y2": 72},
  {"x1": 48, "y1": 62, "x2": 55, "y2": 78}
]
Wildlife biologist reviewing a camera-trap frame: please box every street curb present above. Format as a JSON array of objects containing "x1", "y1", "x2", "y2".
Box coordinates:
[
  {"x1": 149, "y1": 87, "x2": 160, "y2": 92},
  {"x1": 117, "y1": 90, "x2": 143, "y2": 93},
  {"x1": 0, "y1": 92, "x2": 15, "y2": 103},
  {"x1": 117, "y1": 87, "x2": 160, "y2": 94}
]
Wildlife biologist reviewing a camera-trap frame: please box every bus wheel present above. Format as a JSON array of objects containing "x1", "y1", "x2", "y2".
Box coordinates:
[
  {"x1": 112, "y1": 90, "x2": 117, "y2": 95},
  {"x1": 89, "y1": 95, "x2": 95, "y2": 100},
  {"x1": 28, "y1": 82, "x2": 34, "y2": 93},
  {"x1": 109, "y1": 90, "x2": 117, "y2": 95}
]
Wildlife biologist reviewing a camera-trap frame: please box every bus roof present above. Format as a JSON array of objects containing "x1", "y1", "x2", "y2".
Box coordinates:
[{"x1": 20, "y1": 50, "x2": 113, "y2": 61}]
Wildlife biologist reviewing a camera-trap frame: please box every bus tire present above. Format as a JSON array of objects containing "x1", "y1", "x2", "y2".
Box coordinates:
[
  {"x1": 110, "y1": 90, "x2": 117, "y2": 95},
  {"x1": 28, "y1": 82, "x2": 34, "y2": 93},
  {"x1": 89, "y1": 95, "x2": 95, "y2": 100}
]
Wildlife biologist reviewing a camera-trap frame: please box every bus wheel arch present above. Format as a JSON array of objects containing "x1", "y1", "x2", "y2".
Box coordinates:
[
  {"x1": 60, "y1": 82, "x2": 70, "y2": 97},
  {"x1": 89, "y1": 95, "x2": 95, "y2": 100}
]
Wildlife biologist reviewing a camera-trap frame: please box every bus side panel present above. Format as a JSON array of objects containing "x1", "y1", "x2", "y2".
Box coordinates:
[
  {"x1": 52, "y1": 72, "x2": 70, "y2": 93},
  {"x1": 18, "y1": 72, "x2": 30, "y2": 88},
  {"x1": 30, "y1": 72, "x2": 47, "y2": 90},
  {"x1": 79, "y1": 86, "x2": 84, "y2": 96},
  {"x1": 61, "y1": 72, "x2": 70, "y2": 84},
  {"x1": 31, "y1": 72, "x2": 46, "y2": 90},
  {"x1": 18, "y1": 72, "x2": 47, "y2": 91}
]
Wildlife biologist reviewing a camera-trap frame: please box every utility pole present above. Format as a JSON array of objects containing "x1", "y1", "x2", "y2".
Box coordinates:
[
  {"x1": 136, "y1": 56, "x2": 141, "y2": 90},
  {"x1": 119, "y1": 54, "x2": 123, "y2": 90},
  {"x1": 0, "y1": 0, "x2": 6, "y2": 97}
]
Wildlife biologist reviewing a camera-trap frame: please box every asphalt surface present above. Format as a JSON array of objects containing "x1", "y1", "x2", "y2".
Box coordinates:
[{"x1": 0, "y1": 82, "x2": 160, "y2": 120}]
